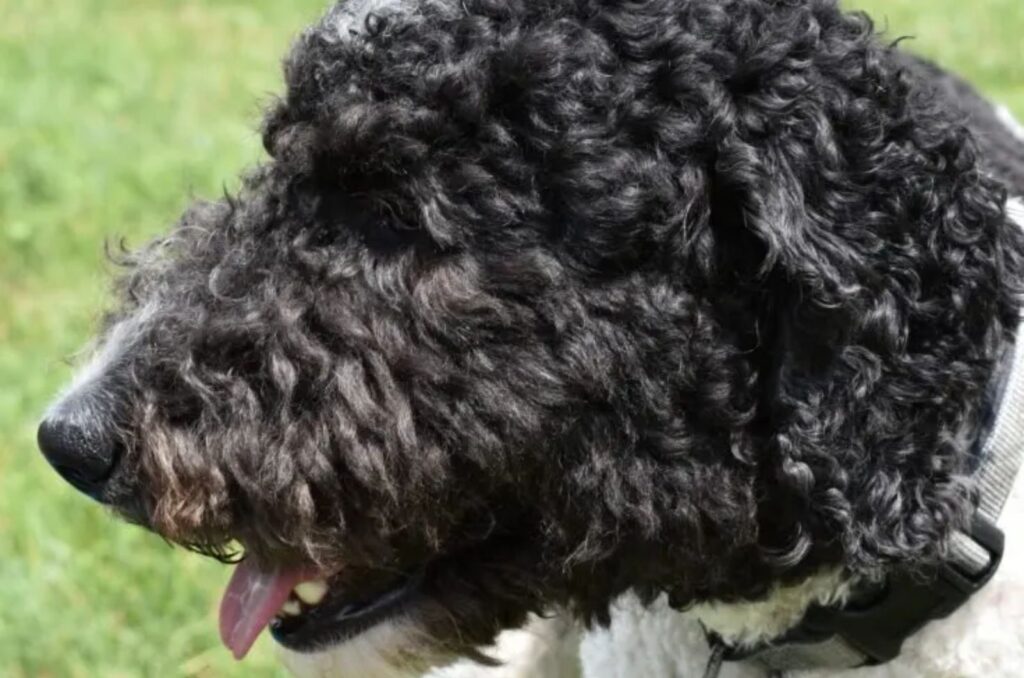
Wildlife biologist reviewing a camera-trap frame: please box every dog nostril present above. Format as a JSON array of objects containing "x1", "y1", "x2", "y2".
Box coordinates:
[{"x1": 37, "y1": 416, "x2": 119, "y2": 501}]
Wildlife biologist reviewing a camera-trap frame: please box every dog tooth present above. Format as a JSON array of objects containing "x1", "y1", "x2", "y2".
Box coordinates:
[
  {"x1": 294, "y1": 580, "x2": 329, "y2": 605},
  {"x1": 281, "y1": 600, "x2": 302, "y2": 616}
]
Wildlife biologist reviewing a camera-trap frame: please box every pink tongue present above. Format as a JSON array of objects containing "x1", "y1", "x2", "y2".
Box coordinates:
[{"x1": 219, "y1": 560, "x2": 313, "y2": 660}]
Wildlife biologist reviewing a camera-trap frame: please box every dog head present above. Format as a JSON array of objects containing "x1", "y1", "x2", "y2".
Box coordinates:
[{"x1": 38, "y1": 0, "x2": 1024, "y2": 673}]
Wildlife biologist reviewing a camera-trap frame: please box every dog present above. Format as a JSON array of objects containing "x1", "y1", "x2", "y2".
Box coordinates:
[{"x1": 38, "y1": 0, "x2": 1024, "y2": 676}]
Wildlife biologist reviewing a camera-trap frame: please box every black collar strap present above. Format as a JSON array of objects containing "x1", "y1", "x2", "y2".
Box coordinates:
[{"x1": 708, "y1": 201, "x2": 1024, "y2": 675}]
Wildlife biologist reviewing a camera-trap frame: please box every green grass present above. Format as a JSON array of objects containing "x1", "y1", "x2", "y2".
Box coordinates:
[
  {"x1": 0, "y1": 1, "x2": 326, "y2": 675},
  {"x1": 0, "y1": 1, "x2": 1020, "y2": 675}
]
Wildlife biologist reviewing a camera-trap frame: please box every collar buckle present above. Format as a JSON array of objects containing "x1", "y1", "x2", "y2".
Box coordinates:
[{"x1": 814, "y1": 512, "x2": 1004, "y2": 665}]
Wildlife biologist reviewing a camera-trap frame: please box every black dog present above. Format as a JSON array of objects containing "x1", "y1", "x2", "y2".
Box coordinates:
[{"x1": 39, "y1": 0, "x2": 1024, "y2": 675}]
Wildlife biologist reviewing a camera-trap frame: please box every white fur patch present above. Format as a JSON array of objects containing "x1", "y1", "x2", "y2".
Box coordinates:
[
  {"x1": 46, "y1": 302, "x2": 157, "y2": 423},
  {"x1": 580, "y1": 594, "x2": 765, "y2": 678},
  {"x1": 1008, "y1": 197, "x2": 1024, "y2": 230},
  {"x1": 688, "y1": 569, "x2": 853, "y2": 648},
  {"x1": 280, "y1": 613, "x2": 581, "y2": 678},
  {"x1": 997, "y1": 105, "x2": 1024, "y2": 142},
  {"x1": 430, "y1": 614, "x2": 582, "y2": 678}
]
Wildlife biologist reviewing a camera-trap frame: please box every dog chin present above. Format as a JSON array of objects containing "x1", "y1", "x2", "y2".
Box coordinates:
[{"x1": 277, "y1": 617, "x2": 449, "y2": 678}]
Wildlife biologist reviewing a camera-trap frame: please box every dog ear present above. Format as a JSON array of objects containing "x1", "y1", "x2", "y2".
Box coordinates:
[
  {"x1": 697, "y1": 132, "x2": 859, "y2": 569},
  {"x1": 711, "y1": 88, "x2": 1024, "y2": 573}
]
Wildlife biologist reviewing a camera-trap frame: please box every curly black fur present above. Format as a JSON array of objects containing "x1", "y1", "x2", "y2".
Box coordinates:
[{"x1": 57, "y1": 0, "x2": 1024, "y2": 660}]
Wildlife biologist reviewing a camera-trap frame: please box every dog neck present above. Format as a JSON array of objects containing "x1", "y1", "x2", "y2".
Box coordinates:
[{"x1": 687, "y1": 568, "x2": 855, "y2": 648}]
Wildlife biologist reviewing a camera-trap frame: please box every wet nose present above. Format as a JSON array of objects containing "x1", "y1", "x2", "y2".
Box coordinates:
[{"x1": 37, "y1": 413, "x2": 119, "y2": 501}]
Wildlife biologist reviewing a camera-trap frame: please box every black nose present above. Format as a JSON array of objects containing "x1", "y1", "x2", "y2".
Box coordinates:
[{"x1": 38, "y1": 415, "x2": 119, "y2": 500}]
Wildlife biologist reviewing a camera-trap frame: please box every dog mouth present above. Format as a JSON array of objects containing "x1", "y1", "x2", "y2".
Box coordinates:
[{"x1": 219, "y1": 559, "x2": 421, "y2": 659}]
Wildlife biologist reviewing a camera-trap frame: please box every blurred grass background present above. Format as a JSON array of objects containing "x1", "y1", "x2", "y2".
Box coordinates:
[{"x1": 0, "y1": 0, "x2": 1020, "y2": 675}]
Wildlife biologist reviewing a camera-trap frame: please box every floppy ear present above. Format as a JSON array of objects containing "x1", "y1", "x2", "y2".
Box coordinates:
[{"x1": 710, "y1": 59, "x2": 1024, "y2": 573}]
